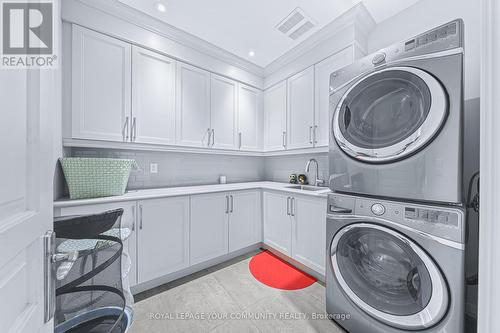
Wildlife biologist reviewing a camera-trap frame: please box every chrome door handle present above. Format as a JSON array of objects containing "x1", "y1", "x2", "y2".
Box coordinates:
[
  {"x1": 139, "y1": 204, "x2": 143, "y2": 229},
  {"x1": 122, "y1": 116, "x2": 130, "y2": 141},
  {"x1": 309, "y1": 126, "x2": 313, "y2": 144},
  {"x1": 286, "y1": 197, "x2": 290, "y2": 215},
  {"x1": 211, "y1": 129, "x2": 215, "y2": 147},
  {"x1": 131, "y1": 205, "x2": 135, "y2": 231},
  {"x1": 314, "y1": 125, "x2": 318, "y2": 144},
  {"x1": 291, "y1": 197, "x2": 295, "y2": 216},
  {"x1": 230, "y1": 195, "x2": 234, "y2": 213},
  {"x1": 282, "y1": 131, "x2": 287, "y2": 148},
  {"x1": 226, "y1": 195, "x2": 229, "y2": 214},
  {"x1": 44, "y1": 231, "x2": 55, "y2": 323},
  {"x1": 238, "y1": 132, "x2": 242, "y2": 149},
  {"x1": 132, "y1": 117, "x2": 137, "y2": 142}
]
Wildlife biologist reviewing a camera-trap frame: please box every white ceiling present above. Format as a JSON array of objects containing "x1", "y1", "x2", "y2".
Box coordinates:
[{"x1": 117, "y1": 0, "x2": 420, "y2": 67}]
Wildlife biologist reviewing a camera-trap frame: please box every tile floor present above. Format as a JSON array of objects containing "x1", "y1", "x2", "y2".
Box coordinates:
[{"x1": 129, "y1": 251, "x2": 345, "y2": 333}]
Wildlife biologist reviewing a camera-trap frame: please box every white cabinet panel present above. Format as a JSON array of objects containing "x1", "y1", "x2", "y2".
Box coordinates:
[
  {"x1": 72, "y1": 25, "x2": 131, "y2": 142},
  {"x1": 132, "y1": 46, "x2": 176, "y2": 145},
  {"x1": 228, "y1": 191, "x2": 261, "y2": 252},
  {"x1": 314, "y1": 47, "x2": 354, "y2": 147},
  {"x1": 190, "y1": 193, "x2": 229, "y2": 265},
  {"x1": 137, "y1": 197, "x2": 190, "y2": 283},
  {"x1": 238, "y1": 84, "x2": 262, "y2": 151},
  {"x1": 291, "y1": 196, "x2": 327, "y2": 275},
  {"x1": 287, "y1": 67, "x2": 315, "y2": 149},
  {"x1": 176, "y1": 62, "x2": 211, "y2": 147},
  {"x1": 58, "y1": 202, "x2": 138, "y2": 287},
  {"x1": 263, "y1": 191, "x2": 291, "y2": 255},
  {"x1": 264, "y1": 82, "x2": 287, "y2": 151},
  {"x1": 210, "y1": 74, "x2": 238, "y2": 150}
]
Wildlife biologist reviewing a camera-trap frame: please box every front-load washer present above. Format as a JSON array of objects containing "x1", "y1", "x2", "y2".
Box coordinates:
[
  {"x1": 325, "y1": 193, "x2": 465, "y2": 332},
  {"x1": 329, "y1": 20, "x2": 464, "y2": 204}
]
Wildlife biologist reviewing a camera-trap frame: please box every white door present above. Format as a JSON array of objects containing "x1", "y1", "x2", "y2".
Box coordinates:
[
  {"x1": 264, "y1": 81, "x2": 287, "y2": 151},
  {"x1": 137, "y1": 197, "x2": 190, "y2": 283},
  {"x1": 314, "y1": 47, "x2": 354, "y2": 147},
  {"x1": 287, "y1": 66, "x2": 315, "y2": 149},
  {"x1": 291, "y1": 196, "x2": 327, "y2": 275},
  {"x1": 237, "y1": 84, "x2": 262, "y2": 151},
  {"x1": 0, "y1": 71, "x2": 54, "y2": 331},
  {"x1": 132, "y1": 46, "x2": 176, "y2": 145},
  {"x1": 210, "y1": 74, "x2": 238, "y2": 150},
  {"x1": 176, "y1": 62, "x2": 211, "y2": 147},
  {"x1": 190, "y1": 193, "x2": 229, "y2": 265},
  {"x1": 263, "y1": 192, "x2": 292, "y2": 255},
  {"x1": 58, "y1": 202, "x2": 138, "y2": 287},
  {"x1": 72, "y1": 25, "x2": 132, "y2": 142},
  {"x1": 228, "y1": 191, "x2": 262, "y2": 252}
]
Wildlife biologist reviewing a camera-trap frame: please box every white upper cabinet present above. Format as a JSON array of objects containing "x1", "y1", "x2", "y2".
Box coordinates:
[
  {"x1": 314, "y1": 47, "x2": 355, "y2": 147},
  {"x1": 176, "y1": 62, "x2": 211, "y2": 147},
  {"x1": 287, "y1": 66, "x2": 315, "y2": 150},
  {"x1": 238, "y1": 84, "x2": 262, "y2": 151},
  {"x1": 264, "y1": 81, "x2": 287, "y2": 151},
  {"x1": 210, "y1": 74, "x2": 238, "y2": 150},
  {"x1": 132, "y1": 46, "x2": 176, "y2": 145},
  {"x1": 72, "y1": 25, "x2": 132, "y2": 142}
]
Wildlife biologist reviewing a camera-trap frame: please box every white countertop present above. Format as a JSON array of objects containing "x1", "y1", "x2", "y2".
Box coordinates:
[{"x1": 54, "y1": 181, "x2": 331, "y2": 208}]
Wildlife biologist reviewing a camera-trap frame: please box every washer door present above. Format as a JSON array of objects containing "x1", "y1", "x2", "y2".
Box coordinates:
[
  {"x1": 330, "y1": 223, "x2": 448, "y2": 330},
  {"x1": 332, "y1": 67, "x2": 447, "y2": 163}
]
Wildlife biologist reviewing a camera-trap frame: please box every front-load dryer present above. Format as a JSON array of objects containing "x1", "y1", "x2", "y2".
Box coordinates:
[
  {"x1": 325, "y1": 193, "x2": 465, "y2": 332},
  {"x1": 329, "y1": 20, "x2": 464, "y2": 204}
]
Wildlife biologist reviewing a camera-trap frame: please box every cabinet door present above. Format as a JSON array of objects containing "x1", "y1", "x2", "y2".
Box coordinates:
[
  {"x1": 263, "y1": 192, "x2": 291, "y2": 255},
  {"x1": 229, "y1": 191, "x2": 262, "y2": 252},
  {"x1": 264, "y1": 81, "x2": 287, "y2": 151},
  {"x1": 190, "y1": 193, "x2": 229, "y2": 265},
  {"x1": 72, "y1": 25, "x2": 132, "y2": 142},
  {"x1": 210, "y1": 74, "x2": 238, "y2": 150},
  {"x1": 137, "y1": 197, "x2": 189, "y2": 283},
  {"x1": 287, "y1": 66, "x2": 315, "y2": 149},
  {"x1": 58, "y1": 202, "x2": 138, "y2": 287},
  {"x1": 176, "y1": 62, "x2": 211, "y2": 147},
  {"x1": 238, "y1": 84, "x2": 262, "y2": 151},
  {"x1": 291, "y1": 196, "x2": 327, "y2": 275},
  {"x1": 132, "y1": 46, "x2": 176, "y2": 145},
  {"x1": 314, "y1": 47, "x2": 354, "y2": 147}
]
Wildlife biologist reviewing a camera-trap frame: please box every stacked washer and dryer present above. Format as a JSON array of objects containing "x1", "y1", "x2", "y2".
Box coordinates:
[{"x1": 326, "y1": 20, "x2": 468, "y2": 332}]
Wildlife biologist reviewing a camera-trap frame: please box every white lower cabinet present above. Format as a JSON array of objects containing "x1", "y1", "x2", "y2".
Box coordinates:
[
  {"x1": 57, "y1": 202, "x2": 138, "y2": 287},
  {"x1": 190, "y1": 193, "x2": 229, "y2": 265},
  {"x1": 137, "y1": 197, "x2": 190, "y2": 283},
  {"x1": 228, "y1": 191, "x2": 262, "y2": 252},
  {"x1": 263, "y1": 191, "x2": 327, "y2": 275}
]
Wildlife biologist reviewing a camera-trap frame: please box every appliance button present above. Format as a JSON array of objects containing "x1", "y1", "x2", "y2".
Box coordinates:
[
  {"x1": 371, "y1": 203, "x2": 386, "y2": 216},
  {"x1": 372, "y1": 52, "x2": 386, "y2": 65}
]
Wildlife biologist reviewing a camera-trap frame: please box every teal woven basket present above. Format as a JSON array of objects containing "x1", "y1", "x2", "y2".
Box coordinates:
[{"x1": 60, "y1": 158, "x2": 138, "y2": 200}]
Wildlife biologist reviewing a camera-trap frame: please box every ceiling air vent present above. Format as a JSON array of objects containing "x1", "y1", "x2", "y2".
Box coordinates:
[{"x1": 276, "y1": 7, "x2": 316, "y2": 40}]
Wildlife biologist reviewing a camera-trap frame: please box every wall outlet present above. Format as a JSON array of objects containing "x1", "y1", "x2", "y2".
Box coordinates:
[{"x1": 150, "y1": 163, "x2": 158, "y2": 174}]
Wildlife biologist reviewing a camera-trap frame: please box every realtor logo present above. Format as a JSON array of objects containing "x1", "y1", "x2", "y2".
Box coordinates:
[{"x1": 1, "y1": 0, "x2": 57, "y2": 68}]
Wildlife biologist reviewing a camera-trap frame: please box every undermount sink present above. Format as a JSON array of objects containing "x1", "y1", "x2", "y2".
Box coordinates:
[{"x1": 286, "y1": 185, "x2": 328, "y2": 192}]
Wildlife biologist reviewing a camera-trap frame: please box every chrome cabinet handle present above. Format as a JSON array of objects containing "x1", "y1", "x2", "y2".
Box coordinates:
[
  {"x1": 291, "y1": 197, "x2": 295, "y2": 216},
  {"x1": 132, "y1": 117, "x2": 137, "y2": 142},
  {"x1": 44, "y1": 231, "x2": 55, "y2": 323},
  {"x1": 226, "y1": 195, "x2": 229, "y2": 214},
  {"x1": 309, "y1": 126, "x2": 313, "y2": 144},
  {"x1": 211, "y1": 129, "x2": 215, "y2": 147},
  {"x1": 230, "y1": 195, "x2": 234, "y2": 213},
  {"x1": 238, "y1": 132, "x2": 242, "y2": 149},
  {"x1": 282, "y1": 131, "x2": 287, "y2": 148},
  {"x1": 122, "y1": 116, "x2": 130, "y2": 141},
  {"x1": 206, "y1": 128, "x2": 211, "y2": 147},
  {"x1": 139, "y1": 204, "x2": 143, "y2": 230},
  {"x1": 131, "y1": 205, "x2": 135, "y2": 231},
  {"x1": 314, "y1": 125, "x2": 318, "y2": 144},
  {"x1": 286, "y1": 197, "x2": 290, "y2": 215}
]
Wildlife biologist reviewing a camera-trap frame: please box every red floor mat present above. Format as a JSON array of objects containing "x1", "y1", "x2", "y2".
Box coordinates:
[{"x1": 249, "y1": 250, "x2": 316, "y2": 290}]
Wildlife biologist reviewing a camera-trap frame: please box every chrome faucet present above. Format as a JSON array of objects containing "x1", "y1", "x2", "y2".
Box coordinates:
[{"x1": 305, "y1": 158, "x2": 325, "y2": 187}]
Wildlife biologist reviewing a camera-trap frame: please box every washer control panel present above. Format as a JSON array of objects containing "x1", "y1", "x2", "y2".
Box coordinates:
[{"x1": 404, "y1": 207, "x2": 459, "y2": 228}]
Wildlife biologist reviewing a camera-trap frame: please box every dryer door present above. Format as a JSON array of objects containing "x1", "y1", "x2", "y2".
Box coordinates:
[
  {"x1": 330, "y1": 223, "x2": 448, "y2": 330},
  {"x1": 332, "y1": 67, "x2": 447, "y2": 163}
]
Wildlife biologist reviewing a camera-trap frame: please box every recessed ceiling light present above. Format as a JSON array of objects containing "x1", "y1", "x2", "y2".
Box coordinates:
[
  {"x1": 248, "y1": 50, "x2": 255, "y2": 57},
  {"x1": 156, "y1": 2, "x2": 166, "y2": 12}
]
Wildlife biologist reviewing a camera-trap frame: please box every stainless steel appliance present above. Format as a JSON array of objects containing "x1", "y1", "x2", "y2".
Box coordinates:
[
  {"x1": 329, "y1": 19, "x2": 464, "y2": 204},
  {"x1": 326, "y1": 193, "x2": 465, "y2": 332}
]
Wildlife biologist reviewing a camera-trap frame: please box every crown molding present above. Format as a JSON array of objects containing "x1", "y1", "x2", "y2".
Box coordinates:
[
  {"x1": 263, "y1": 3, "x2": 376, "y2": 76},
  {"x1": 66, "y1": 0, "x2": 265, "y2": 77}
]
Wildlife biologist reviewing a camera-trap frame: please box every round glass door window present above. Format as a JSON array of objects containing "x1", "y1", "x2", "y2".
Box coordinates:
[
  {"x1": 330, "y1": 223, "x2": 448, "y2": 329},
  {"x1": 332, "y1": 67, "x2": 447, "y2": 163}
]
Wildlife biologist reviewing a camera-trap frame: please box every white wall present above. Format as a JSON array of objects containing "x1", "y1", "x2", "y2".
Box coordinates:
[{"x1": 367, "y1": 0, "x2": 480, "y2": 100}]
